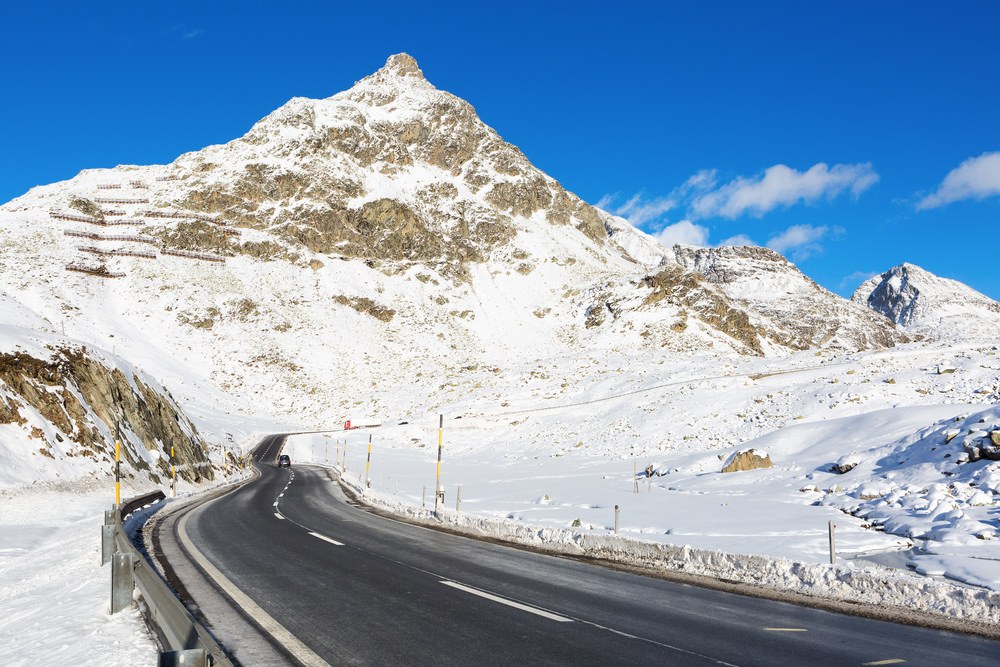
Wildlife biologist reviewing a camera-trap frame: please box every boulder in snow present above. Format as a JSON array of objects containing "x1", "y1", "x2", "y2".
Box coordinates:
[{"x1": 721, "y1": 449, "x2": 772, "y2": 473}]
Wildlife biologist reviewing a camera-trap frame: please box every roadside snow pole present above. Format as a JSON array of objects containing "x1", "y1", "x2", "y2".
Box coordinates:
[
  {"x1": 422, "y1": 486, "x2": 426, "y2": 508},
  {"x1": 114, "y1": 425, "x2": 122, "y2": 507},
  {"x1": 434, "y1": 414, "x2": 445, "y2": 515},
  {"x1": 456, "y1": 485, "x2": 462, "y2": 512},
  {"x1": 170, "y1": 444, "x2": 176, "y2": 498},
  {"x1": 828, "y1": 521, "x2": 837, "y2": 565},
  {"x1": 614, "y1": 505, "x2": 620, "y2": 535},
  {"x1": 633, "y1": 459, "x2": 638, "y2": 494},
  {"x1": 365, "y1": 435, "x2": 373, "y2": 488}
]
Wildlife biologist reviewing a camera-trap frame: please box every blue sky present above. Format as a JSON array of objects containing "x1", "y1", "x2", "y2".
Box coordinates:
[{"x1": 3, "y1": 1, "x2": 998, "y2": 298}]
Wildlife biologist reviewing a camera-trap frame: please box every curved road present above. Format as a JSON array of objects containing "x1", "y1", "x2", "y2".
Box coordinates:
[{"x1": 157, "y1": 435, "x2": 1000, "y2": 666}]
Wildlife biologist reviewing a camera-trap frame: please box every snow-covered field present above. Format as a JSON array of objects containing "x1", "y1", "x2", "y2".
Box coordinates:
[
  {"x1": 281, "y1": 339, "x2": 1000, "y2": 599},
  {"x1": 0, "y1": 483, "x2": 157, "y2": 666}
]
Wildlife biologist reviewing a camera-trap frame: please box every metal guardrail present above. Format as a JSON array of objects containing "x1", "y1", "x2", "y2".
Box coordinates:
[{"x1": 105, "y1": 491, "x2": 232, "y2": 667}]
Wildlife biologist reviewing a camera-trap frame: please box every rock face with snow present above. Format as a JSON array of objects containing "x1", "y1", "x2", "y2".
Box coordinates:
[
  {"x1": 673, "y1": 245, "x2": 907, "y2": 352},
  {"x1": 853, "y1": 263, "x2": 1000, "y2": 341},
  {"x1": 0, "y1": 328, "x2": 212, "y2": 489}
]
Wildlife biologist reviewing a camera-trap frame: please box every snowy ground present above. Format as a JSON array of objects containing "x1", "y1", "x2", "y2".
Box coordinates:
[
  {"x1": 0, "y1": 482, "x2": 157, "y2": 666},
  {"x1": 2, "y1": 337, "x2": 998, "y2": 661}
]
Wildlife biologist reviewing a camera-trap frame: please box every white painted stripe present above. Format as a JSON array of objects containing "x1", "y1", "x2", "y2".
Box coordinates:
[
  {"x1": 440, "y1": 581, "x2": 572, "y2": 623},
  {"x1": 177, "y1": 512, "x2": 331, "y2": 666},
  {"x1": 309, "y1": 531, "x2": 344, "y2": 546},
  {"x1": 764, "y1": 627, "x2": 807, "y2": 632},
  {"x1": 272, "y1": 502, "x2": 278, "y2": 507},
  {"x1": 274, "y1": 512, "x2": 284, "y2": 520},
  {"x1": 863, "y1": 660, "x2": 906, "y2": 666}
]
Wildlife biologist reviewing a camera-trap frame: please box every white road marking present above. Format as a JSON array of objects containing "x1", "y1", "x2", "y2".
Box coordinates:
[
  {"x1": 764, "y1": 628, "x2": 807, "y2": 632},
  {"x1": 177, "y1": 511, "x2": 331, "y2": 667},
  {"x1": 273, "y1": 502, "x2": 278, "y2": 507},
  {"x1": 309, "y1": 532, "x2": 344, "y2": 546},
  {"x1": 274, "y1": 512, "x2": 284, "y2": 520},
  {"x1": 440, "y1": 580, "x2": 573, "y2": 622},
  {"x1": 863, "y1": 661, "x2": 906, "y2": 666}
]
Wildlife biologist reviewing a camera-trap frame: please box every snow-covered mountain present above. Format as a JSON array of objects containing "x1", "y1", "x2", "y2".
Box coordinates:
[
  {"x1": 673, "y1": 245, "x2": 906, "y2": 352},
  {"x1": 853, "y1": 263, "x2": 1000, "y2": 341},
  {"x1": 0, "y1": 53, "x2": 909, "y2": 455}
]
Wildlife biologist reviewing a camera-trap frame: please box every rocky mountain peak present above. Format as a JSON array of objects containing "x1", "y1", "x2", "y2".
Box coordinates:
[
  {"x1": 381, "y1": 53, "x2": 423, "y2": 78},
  {"x1": 853, "y1": 263, "x2": 1000, "y2": 339},
  {"x1": 155, "y1": 53, "x2": 628, "y2": 277}
]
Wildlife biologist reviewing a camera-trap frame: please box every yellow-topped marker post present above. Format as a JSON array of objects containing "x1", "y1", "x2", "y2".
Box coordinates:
[
  {"x1": 114, "y1": 430, "x2": 121, "y2": 507},
  {"x1": 365, "y1": 434, "x2": 373, "y2": 488},
  {"x1": 434, "y1": 414, "x2": 444, "y2": 515}
]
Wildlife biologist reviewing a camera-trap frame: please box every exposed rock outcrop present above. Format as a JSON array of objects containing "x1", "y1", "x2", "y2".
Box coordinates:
[
  {"x1": 722, "y1": 449, "x2": 773, "y2": 473},
  {"x1": 0, "y1": 346, "x2": 213, "y2": 485}
]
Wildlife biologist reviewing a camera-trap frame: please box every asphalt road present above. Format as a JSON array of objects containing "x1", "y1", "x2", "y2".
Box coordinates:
[{"x1": 163, "y1": 435, "x2": 1000, "y2": 666}]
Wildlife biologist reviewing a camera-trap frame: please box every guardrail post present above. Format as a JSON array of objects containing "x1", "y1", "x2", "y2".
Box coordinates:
[
  {"x1": 101, "y1": 524, "x2": 116, "y2": 565},
  {"x1": 828, "y1": 521, "x2": 837, "y2": 565},
  {"x1": 111, "y1": 552, "x2": 134, "y2": 613},
  {"x1": 159, "y1": 648, "x2": 210, "y2": 666},
  {"x1": 104, "y1": 508, "x2": 115, "y2": 525}
]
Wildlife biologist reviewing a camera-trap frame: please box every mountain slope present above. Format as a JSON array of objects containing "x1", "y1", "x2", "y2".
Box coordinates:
[
  {"x1": 0, "y1": 303, "x2": 213, "y2": 489},
  {"x1": 673, "y1": 245, "x2": 907, "y2": 352},
  {"x1": 853, "y1": 263, "x2": 1000, "y2": 341}
]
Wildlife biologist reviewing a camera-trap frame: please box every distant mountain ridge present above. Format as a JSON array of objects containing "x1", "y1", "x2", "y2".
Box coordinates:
[{"x1": 853, "y1": 263, "x2": 1000, "y2": 340}]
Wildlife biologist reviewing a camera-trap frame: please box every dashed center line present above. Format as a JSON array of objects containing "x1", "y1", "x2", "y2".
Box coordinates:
[
  {"x1": 309, "y1": 532, "x2": 344, "y2": 546},
  {"x1": 764, "y1": 627, "x2": 807, "y2": 632},
  {"x1": 274, "y1": 512, "x2": 284, "y2": 520},
  {"x1": 863, "y1": 660, "x2": 906, "y2": 666},
  {"x1": 441, "y1": 580, "x2": 573, "y2": 623}
]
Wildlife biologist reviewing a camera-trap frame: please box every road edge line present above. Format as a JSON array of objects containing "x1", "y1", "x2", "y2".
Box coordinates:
[{"x1": 178, "y1": 504, "x2": 331, "y2": 667}]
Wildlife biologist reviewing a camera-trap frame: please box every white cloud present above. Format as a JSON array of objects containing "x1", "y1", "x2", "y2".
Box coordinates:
[
  {"x1": 917, "y1": 152, "x2": 1000, "y2": 209},
  {"x1": 765, "y1": 224, "x2": 841, "y2": 262},
  {"x1": 596, "y1": 193, "x2": 676, "y2": 227},
  {"x1": 718, "y1": 233, "x2": 757, "y2": 247},
  {"x1": 691, "y1": 162, "x2": 879, "y2": 219},
  {"x1": 652, "y1": 220, "x2": 710, "y2": 248}
]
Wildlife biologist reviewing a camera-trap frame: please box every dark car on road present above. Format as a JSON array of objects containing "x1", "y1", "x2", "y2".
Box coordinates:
[{"x1": 278, "y1": 454, "x2": 291, "y2": 468}]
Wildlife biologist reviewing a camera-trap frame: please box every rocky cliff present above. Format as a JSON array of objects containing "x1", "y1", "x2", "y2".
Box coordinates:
[{"x1": 0, "y1": 332, "x2": 214, "y2": 489}]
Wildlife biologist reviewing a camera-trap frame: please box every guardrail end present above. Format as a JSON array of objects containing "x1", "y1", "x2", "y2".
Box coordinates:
[{"x1": 158, "y1": 648, "x2": 209, "y2": 666}]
